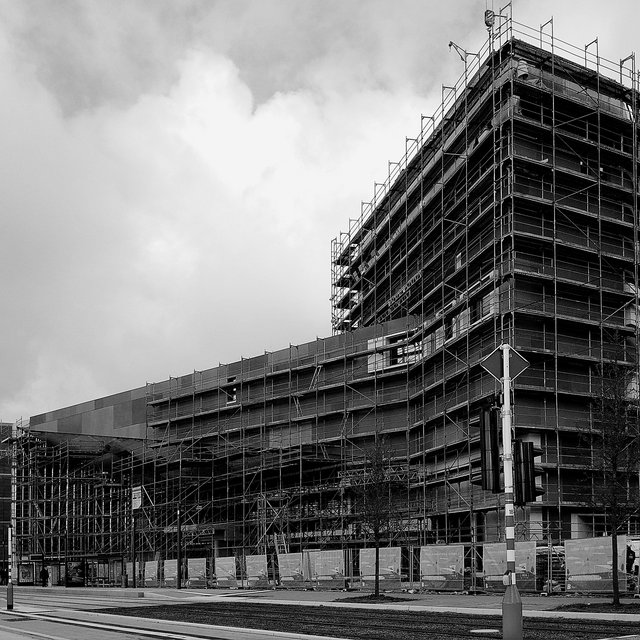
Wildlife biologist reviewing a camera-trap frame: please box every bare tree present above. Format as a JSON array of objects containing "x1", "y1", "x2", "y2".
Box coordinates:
[
  {"x1": 587, "y1": 353, "x2": 640, "y2": 605},
  {"x1": 356, "y1": 436, "x2": 394, "y2": 598}
]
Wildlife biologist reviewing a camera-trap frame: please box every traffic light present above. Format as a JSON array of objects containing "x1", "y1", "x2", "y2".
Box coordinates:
[
  {"x1": 513, "y1": 439, "x2": 544, "y2": 505},
  {"x1": 479, "y1": 402, "x2": 501, "y2": 493}
]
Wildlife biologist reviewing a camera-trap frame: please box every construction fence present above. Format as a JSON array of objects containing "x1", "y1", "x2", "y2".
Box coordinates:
[{"x1": 19, "y1": 536, "x2": 640, "y2": 596}]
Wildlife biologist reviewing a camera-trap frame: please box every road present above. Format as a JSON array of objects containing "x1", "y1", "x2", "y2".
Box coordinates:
[
  {"x1": 0, "y1": 588, "x2": 345, "y2": 640},
  {"x1": 0, "y1": 610, "x2": 171, "y2": 640}
]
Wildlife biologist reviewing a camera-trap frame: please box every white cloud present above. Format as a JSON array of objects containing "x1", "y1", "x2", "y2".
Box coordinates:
[{"x1": 0, "y1": 0, "x2": 638, "y2": 420}]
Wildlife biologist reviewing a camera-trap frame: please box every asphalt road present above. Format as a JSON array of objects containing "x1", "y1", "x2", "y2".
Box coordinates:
[{"x1": 0, "y1": 588, "x2": 347, "y2": 640}]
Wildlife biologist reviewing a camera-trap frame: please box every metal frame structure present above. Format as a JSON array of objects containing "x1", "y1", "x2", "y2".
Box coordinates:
[
  {"x1": 10, "y1": 13, "x2": 640, "y2": 589},
  {"x1": 330, "y1": 13, "x2": 640, "y2": 542}
]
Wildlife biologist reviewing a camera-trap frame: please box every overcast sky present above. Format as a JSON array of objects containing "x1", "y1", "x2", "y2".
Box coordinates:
[{"x1": 1, "y1": 0, "x2": 638, "y2": 421}]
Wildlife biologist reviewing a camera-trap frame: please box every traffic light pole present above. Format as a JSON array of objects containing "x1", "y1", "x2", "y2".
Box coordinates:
[{"x1": 500, "y1": 344, "x2": 522, "y2": 640}]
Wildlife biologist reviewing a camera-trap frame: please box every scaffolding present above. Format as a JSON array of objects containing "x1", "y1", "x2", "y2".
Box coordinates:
[
  {"x1": 13, "y1": 430, "x2": 131, "y2": 585},
  {"x1": 330, "y1": 9, "x2": 640, "y2": 544},
  {"x1": 12, "y1": 11, "x2": 640, "y2": 590},
  {"x1": 17, "y1": 319, "x2": 449, "y2": 586}
]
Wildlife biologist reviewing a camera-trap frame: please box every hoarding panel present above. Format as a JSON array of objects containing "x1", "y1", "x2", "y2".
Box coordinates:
[
  {"x1": 566, "y1": 536, "x2": 626, "y2": 593},
  {"x1": 215, "y1": 556, "x2": 237, "y2": 588},
  {"x1": 144, "y1": 559, "x2": 158, "y2": 587},
  {"x1": 483, "y1": 541, "x2": 536, "y2": 591},
  {"x1": 308, "y1": 550, "x2": 345, "y2": 588},
  {"x1": 420, "y1": 544, "x2": 464, "y2": 591},
  {"x1": 359, "y1": 547, "x2": 402, "y2": 587},
  {"x1": 164, "y1": 558, "x2": 177, "y2": 586},
  {"x1": 188, "y1": 557, "x2": 207, "y2": 587},
  {"x1": 277, "y1": 552, "x2": 309, "y2": 587},
  {"x1": 245, "y1": 554, "x2": 269, "y2": 587}
]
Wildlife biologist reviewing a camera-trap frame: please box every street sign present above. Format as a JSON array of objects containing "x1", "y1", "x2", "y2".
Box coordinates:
[
  {"x1": 508, "y1": 347, "x2": 530, "y2": 380},
  {"x1": 481, "y1": 347, "x2": 503, "y2": 381},
  {"x1": 481, "y1": 345, "x2": 529, "y2": 382}
]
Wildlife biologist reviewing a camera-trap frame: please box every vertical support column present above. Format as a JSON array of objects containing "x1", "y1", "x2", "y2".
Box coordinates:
[
  {"x1": 6, "y1": 526, "x2": 12, "y2": 610},
  {"x1": 176, "y1": 505, "x2": 182, "y2": 590},
  {"x1": 501, "y1": 344, "x2": 515, "y2": 577},
  {"x1": 501, "y1": 344, "x2": 522, "y2": 640},
  {"x1": 7, "y1": 425, "x2": 16, "y2": 610},
  {"x1": 131, "y1": 513, "x2": 136, "y2": 589}
]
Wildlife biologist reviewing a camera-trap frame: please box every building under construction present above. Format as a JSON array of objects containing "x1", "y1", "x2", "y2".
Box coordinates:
[{"x1": 10, "y1": 13, "x2": 640, "y2": 589}]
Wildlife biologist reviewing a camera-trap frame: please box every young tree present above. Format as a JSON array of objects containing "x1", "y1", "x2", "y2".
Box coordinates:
[
  {"x1": 587, "y1": 355, "x2": 640, "y2": 605},
  {"x1": 357, "y1": 436, "x2": 395, "y2": 598}
]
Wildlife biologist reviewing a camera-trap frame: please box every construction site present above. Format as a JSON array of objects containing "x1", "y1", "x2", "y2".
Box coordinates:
[{"x1": 8, "y1": 10, "x2": 640, "y2": 592}]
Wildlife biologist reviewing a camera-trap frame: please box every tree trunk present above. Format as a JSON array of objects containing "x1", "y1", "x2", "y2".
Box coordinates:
[
  {"x1": 612, "y1": 530, "x2": 620, "y2": 606},
  {"x1": 374, "y1": 539, "x2": 380, "y2": 597}
]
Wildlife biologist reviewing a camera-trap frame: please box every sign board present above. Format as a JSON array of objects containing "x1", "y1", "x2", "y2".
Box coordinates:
[
  {"x1": 163, "y1": 524, "x2": 198, "y2": 534},
  {"x1": 132, "y1": 486, "x2": 142, "y2": 511},
  {"x1": 481, "y1": 345, "x2": 529, "y2": 382}
]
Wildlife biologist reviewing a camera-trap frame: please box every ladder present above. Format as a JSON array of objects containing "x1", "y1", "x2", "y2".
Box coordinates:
[
  {"x1": 309, "y1": 365, "x2": 322, "y2": 390},
  {"x1": 273, "y1": 533, "x2": 289, "y2": 554}
]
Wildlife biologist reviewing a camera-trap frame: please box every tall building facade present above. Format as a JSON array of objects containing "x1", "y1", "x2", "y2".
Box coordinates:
[
  {"x1": 11, "y1": 16, "x2": 640, "y2": 587},
  {"x1": 331, "y1": 22, "x2": 640, "y2": 541}
]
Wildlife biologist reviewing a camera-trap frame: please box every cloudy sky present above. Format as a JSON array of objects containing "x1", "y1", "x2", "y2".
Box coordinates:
[{"x1": 1, "y1": 0, "x2": 638, "y2": 421}]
